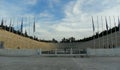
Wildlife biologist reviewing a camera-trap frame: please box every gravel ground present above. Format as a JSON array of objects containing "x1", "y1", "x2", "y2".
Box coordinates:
[{"x1": 0, "y1": 56, "x2": 120, "y2": 70}]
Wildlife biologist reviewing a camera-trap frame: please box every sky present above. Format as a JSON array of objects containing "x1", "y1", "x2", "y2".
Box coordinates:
[{"x1": 0, "y1": 0, "x2": 120, "y2": 41}]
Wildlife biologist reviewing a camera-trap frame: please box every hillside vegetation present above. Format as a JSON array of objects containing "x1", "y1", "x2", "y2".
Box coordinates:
[{"x1": 0, "y1": 29, "x2": 57, "y2": 51}]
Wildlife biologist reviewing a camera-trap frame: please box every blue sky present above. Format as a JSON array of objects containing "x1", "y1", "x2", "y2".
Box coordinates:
[{"x1": 1, "y1": 0, "x2": 120, "y2": 40}]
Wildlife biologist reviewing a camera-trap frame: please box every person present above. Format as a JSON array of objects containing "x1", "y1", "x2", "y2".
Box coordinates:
[
  {"x1": 17, "y1": 46, "x2": 20, "y2": 49},
  {"x1": 113, "y1": 44, "x2": 115, "y2": 48},
  {"x1": 109, "y1": 45, "x2": 111, "y2": 48}
]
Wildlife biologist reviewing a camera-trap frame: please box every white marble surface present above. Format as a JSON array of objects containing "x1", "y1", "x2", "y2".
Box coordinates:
[
  {"x1": 87, "y1": 48, "x2": 120, "y2": 56},
  {"x1": 0, "y1": 56, "x2": 119, "y2": 70},
  {"x1": 0, "y1": 49, "x2": 41, "y2": 56}
]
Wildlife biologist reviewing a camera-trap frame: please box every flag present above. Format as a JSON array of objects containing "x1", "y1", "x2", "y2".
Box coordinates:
[
  {"x1": 11, "y1": 19, "x2": 14, "y2": 32},
  {"x1": 9, "y1": 19, "x2": 12, "y2": 31},
  {"x1": 33, "y1": 17, "x2": 35, "y2": 32},
  {"x1": 0, "y1": 19, "x2": 4, "y2": 27},
  {"x1": 97, "y1": 16, "x2": 99, "y2": 33},
  {"x1": 4, "y1": 19, "x2": 7, "y2": 30},
  {"x1": 92, "y1": 16, "x2": 95, "y2": 32},
  {"x1": 109, "y1": 16, "x2": 111, "y2": 29},
  {"x1": 20, "y1": 18, "x2": 23, "y2": 33},
  {"x1": 118, "y1": 17, "x2": 120, "y2": 31},
  {"x1": 105, "y1": 17, "x2": 108, "y2": 30},
  {"x1": 113, "y1": 16, "x2": 116, "y2": 26},
  {"x1": 101, "y1": 16, "x2": 104, "y2": 31}
]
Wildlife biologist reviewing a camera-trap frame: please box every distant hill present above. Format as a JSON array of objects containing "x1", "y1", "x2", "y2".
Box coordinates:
[{"x1": 0, "y1": 29, "x2": 57, "y2": 51}]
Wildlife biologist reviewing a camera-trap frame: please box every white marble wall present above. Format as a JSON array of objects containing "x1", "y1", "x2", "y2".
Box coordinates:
[
  {"x1": 0, "y1": 49, "x2": 41, "y2": 56},
  {"x1": 87, "y1": 48, "x2": 120, "y2": 56}
]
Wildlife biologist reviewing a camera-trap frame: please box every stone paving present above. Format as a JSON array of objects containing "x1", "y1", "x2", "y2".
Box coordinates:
[{"x1": 0, "y1": 56, "x2": 120, "y2": 70}]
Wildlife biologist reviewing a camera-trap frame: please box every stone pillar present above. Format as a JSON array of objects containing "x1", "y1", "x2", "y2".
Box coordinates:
[
  {"x1": 55, "y1": 49, "x2": 57, "y2": 55},
  {"x1": 36, "y1": 49, "x2": 41, "y2": 55},
  {"x1": 70, "y1": 48, "x2": 73, "y2": 54}
]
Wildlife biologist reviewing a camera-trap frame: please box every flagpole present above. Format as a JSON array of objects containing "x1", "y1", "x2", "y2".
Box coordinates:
[
  {"x1": 33, "y1": 17, "x2": 35, "y2": 40},
  {"x1": 105, "y1": 16, "x2": 109, "y2": 48},
  {"x1": 109, "y1": 16, "x2": 112, "y2": 48},
  {"x1": 9, "y1": 17, "x2": 12, "y2": 48},
  {"x1": 16, "y1": 17, "x2": 18, "y2": 49},
  {"x1": 4, "y1": 17, "x2": 6, "y2": 30},
  {"x1": 0, "y1": 18, "x2": 3, "y2": 28},
  {"x1": 97, "y1": 16, "x2": 100, "y2": 48},
  {"x1": 9, "y1": 18, "x2": 12, "y2": 32},
  {"x1": 21, "y1": 17, "x2": 23, "y2": 35},
  {"x1": 29, "y1": 16, "x2": 30, "y2": 36},
  {"x1": 92, "y1": 16, "x2": 95, "y2": 49},
  {"x1": 17, "y1": 17, "x2": 19, "y2": 34},
  {"x1": 118, "y1": 16, "x2": 120, "y2": 31},
  {"x1": 105, "y1": 17, "x2": 107, "y2": 48},
  {"x1": 113, "y1": 16, "x2": 117, "y2": 48},
  {"x1": 118, "y1": 16, "x2": 120, "y2": 43},
  {"x1": 101, "y1": 16, "x2": 104, "y2": 48},
  {"x1": 12, "y1": 17, "x2": 14, "y2": 33}
]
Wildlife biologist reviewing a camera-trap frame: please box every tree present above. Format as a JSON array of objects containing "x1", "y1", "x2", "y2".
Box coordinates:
[
  {"x1": 52, "y1": 38, "x2": 58, "y2": 43},
  {"x1": 69, "y1": 37, "x2": 75, "y2": 42},
  {"x1": 24, "y1": 30, "x2": 28, "y2": 37},
  {"x1": 61, "y1": 37, "x2": 66, "y2": 43}
]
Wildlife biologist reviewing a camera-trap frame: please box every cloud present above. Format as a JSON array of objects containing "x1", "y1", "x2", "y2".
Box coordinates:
[
  {"x1": 48, "y1": 0, "x2": 120, "y2": 40},
  {"x1": 23, "y1": 0, "x2": 38, "y2": 5},
  {"x1": 0, "y1": 0, "x2": 29, "y2": 17},
  {"x1": 48, "y1": 0, "x2": 61, "y2": 8},
  {"x1": 51, "y1": 0, "x2": 91, "y2": 33},
  {"x1": 39, "y1": 11, "x2": 54, "y2": 18},
  {"x1": 1, "y1": 0, "x2": 120, "y2": 40},
  {"x1": 21, "y1": 0, "x2": 120, "y2": 40}
]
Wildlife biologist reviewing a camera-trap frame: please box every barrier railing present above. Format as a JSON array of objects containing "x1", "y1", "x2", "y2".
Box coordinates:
[
  {"x1": 41, "y1": 49, "x2": 87, "y2": 54},
  {"x1": 0, "y1": 48, "x2": 87, "y2": 56}
]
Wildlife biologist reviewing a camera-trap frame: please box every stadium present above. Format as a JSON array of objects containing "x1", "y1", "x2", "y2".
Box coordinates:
[
  {"x1": 0, "y1": 16, "x2": 120, "y2": 56},
  {"x1": 0, "y1": 16, "x2": 120, "y2": 70},
  {"x1": 1, "y1": 0, "x2": 120, "y2": 70}
]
